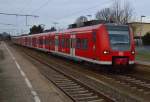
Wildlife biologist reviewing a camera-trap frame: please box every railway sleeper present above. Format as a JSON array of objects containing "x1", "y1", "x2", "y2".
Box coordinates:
[
  {"x1": 55, "y1": 81, "x2": 75, "y2": 84},
  {"x1": 71, "y1": 93, "x2": 94, "y2": 97},
  {"x1": 63, "y1": 87, "x2": 84, "y2": 91},
  {"x1": 85, "y1": 99, "x2": 105, "y2": 102},
  {"x1": 129, "y1": 81, "x2": 150, "y2": 88},
  {"x1": 53, "y1": 77, "x2": 69, "y2": 80},
  {"x1": 58, "y1": 83, "x2": 78, "y2": 87},
  {"x1": 55, "y1": 80, "x2": 73, "y2": 83},
  {"x1": 138, "y1": 89, "x2": 144, "y2": 92},
  {"x1": 74, "y1": 95, "x2": 99, "y2": 101},
  {"x1": 64, "y1": 89, "x2": 87, "y2": 93},
  {"x1": 66, "y1": 90, "x2": 89, "y2": 94},
  {"x1": 144, "y1": 91, "x2": 150, "y2": 95},
  {"x1": 60, "y1": 85, "x2": 81, "y2": 89},
  {"x1": 141, "y1": 83, "x2": 150, "y2": 87},
  {"x1": 52, "y1": 75, "x2": 66, "y2": 78},
  {"x1": 121, "y1": 76, "x2": 148, "y2": 85},
  {"x1": 129, "y1": 80, "x2": 143, "y2": 83}
]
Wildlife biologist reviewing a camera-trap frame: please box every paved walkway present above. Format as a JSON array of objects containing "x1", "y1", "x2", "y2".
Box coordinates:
[
  {"x1": 136, "y1": 60, "x2": 150, "y2": 66},
  {"x1": 0, "y1": 42, "x2": 72, "y2": 102},
  {"x1": 0, "y1": 42, "x2": 33, "y2": 102}
]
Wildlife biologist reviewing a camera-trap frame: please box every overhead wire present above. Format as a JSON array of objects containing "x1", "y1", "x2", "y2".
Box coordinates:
[
  {"x1": 17, "y1": 0, "x2": 52, "y2": 28},
  {"x1": 48, "y1": 0, "x2": 111, "y2": 27},
  {"x1": 31, "y1": 0, "x2": 53, "y2": 14},
  {"x1": 19, "y1": 0, "x2": 111, "y2": 25},
  {"x1": 0, "y1": 22, "x2": 16, "y2": 26},
  {"x1": 13, "y1": 0, "x2": 111, "y2": 32},
  {"x1": 19, "y1": 0, "x2": 34, "y2": 13}
]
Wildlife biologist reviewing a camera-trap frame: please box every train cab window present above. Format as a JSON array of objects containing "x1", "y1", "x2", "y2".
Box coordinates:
[{"x1": 106, "y1": 24, "x2": 130, "y2": 51}]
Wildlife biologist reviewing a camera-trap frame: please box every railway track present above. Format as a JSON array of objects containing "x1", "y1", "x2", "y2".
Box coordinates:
[
  {"x1": 37, "y1": 60, "x2": 110, "y2": 102},
  {"x1": 46, "y1": 52, "x2": 150, "y2": 97},
  {"x1": 108, "y1": 74, "x2": 150, "y2": 95},
  {"x1": 36, "y1": 49, "x2": 150, "y2": 98},
  {"x1": 11, "y1": 43, "x2": 150, "y2": 102},
  {"x1": 18, "y1": 47, "x2": 115, "y2": 102}
]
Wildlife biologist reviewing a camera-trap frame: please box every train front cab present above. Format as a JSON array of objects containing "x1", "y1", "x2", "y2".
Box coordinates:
[{"x1": 97, "y1": 24, "x2": 135, "y2": 67}]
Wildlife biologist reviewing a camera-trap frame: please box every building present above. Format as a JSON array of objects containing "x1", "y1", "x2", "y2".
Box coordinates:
[
  {"x1": 129, "y1": 22, "x2": 150, "y2": 37},
  {"x1": 129, "y1": 22, "x2": 150, "y2": 45}
]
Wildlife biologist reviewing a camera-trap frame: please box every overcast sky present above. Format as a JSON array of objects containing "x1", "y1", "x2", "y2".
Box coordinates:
[{"x1": 0, "y1": 0, "x2": 150, "y2": 35}]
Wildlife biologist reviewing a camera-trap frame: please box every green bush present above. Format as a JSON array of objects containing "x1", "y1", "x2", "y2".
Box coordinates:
[{"x1": 142, "y1": 32, "x2": 150, "y2": 45}]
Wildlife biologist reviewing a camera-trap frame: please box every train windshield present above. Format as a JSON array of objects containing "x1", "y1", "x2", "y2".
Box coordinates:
[{"x1": 106, "y1": 25, "x2": 130, "y2": 51}]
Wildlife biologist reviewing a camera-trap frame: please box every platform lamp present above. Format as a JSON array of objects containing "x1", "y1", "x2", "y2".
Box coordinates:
[{"x1": 140, "y1": 15, "x2": 146, "y2": 46}]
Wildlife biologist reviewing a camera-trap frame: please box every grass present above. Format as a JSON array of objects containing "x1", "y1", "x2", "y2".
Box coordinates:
[{"x1": 136, "y1": 51, "x2": 150, "y2": 62}]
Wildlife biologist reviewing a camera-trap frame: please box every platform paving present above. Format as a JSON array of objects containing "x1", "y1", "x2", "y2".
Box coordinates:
[
  {"x1": 136, "y1": 60, "x2": 150, "y2": 66},
  {"x1": 0, "y1": 42, "x2": 72, "y2": 102}
]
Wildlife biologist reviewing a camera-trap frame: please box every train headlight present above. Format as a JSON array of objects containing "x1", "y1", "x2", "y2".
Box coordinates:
[
  {"x1": 131, "y1": 51, "x2": 135, "y2": 55},
  {"x1": 103, "y1": 50, "x2": 109, "y2": 55}
]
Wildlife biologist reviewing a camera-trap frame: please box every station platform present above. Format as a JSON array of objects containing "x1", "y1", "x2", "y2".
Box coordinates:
[
  {"x1": 136, "y1": 60, "x2": 150, "y2": 67},
  {"x1": 0, "y1": 42, "x2": 72, "y2": 102}
]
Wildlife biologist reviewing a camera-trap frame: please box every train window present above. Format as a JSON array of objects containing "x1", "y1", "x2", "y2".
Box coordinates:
[
  {"x1": 82, "y1": 39, "x2": 88, "y2": 50},
  {"x1": 32, "y1": 38, "x2": 35, "y2": 46},
  {"x1": 76, "y1": 38, "x2": 81, "y2": 49},
  {"x1": 92, "y1": 31, "x2": 96, "y2": 42},
  {"x1": 52, "y1": 39, "x2": 55, "y2": 45},
  {"x1": 55, "y1": 39, "x2": 59, "y2": 46},
  {"x1": 49, "y1": 39, "x2": 52, "y2": 45},
  {"x1": 39, "y1": 39, "x2": 43, "y2": 45},
  {"x1": 61, "y1": 38, "x2": 65, "y2": 48},
  {"x1": 50, "y1": 39, "x2": 54, "y2": 46},
  {"x1": 45, "y1": 39, "x2": 49, "y2": 45},
  {"x1": 66, "y1": 39, "x2": 70, "y2": 48},
  {"x1": 29, "y1": 38, "x2": 32, "y2": 46}
]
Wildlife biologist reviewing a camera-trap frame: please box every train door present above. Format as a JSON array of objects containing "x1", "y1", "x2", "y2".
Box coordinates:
[
  {"x1": 92, "y1": 30, "x2": 97, "y2": 59},
  {"x1": 70, "y1": 34, "x2": 76, "y2": 56},
  {"x1": 55, "y1": 35, "x2": 59, "y2": 52},
  {"x1": 30, "y1": 37, "x2": 32, "y2": 47},
  {"x1": 43, "y1": 36, "x2": 45, "y2": 49},
  {"x1": 35, "y1": 36, "x2": 38, "y2": 48}
]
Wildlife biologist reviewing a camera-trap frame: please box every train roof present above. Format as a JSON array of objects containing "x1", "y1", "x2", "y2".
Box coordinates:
[
  {"x1": 12, "y1": 24, "x2": 103, "y2": 38},
  {"x1": 12, "y1": 23, "x2": 129, "y2": 38}
]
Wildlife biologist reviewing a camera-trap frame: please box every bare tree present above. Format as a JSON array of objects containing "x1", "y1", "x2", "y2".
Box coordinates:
[
  {"x1": 95, "y1": 0, "x2": 133, "y2": 24},
  {"x1": 121, "y1": 1, "x2": 133, "y2": 24},
  {"x1": 75, "y1": 16, "x2": 88, "y2": 27},
  {"x1": 111, "y1": 0, "x2": 122, "y2": 23},
  {"x1": 96, "y1": 8, "x2": 112, "y2": 21}
]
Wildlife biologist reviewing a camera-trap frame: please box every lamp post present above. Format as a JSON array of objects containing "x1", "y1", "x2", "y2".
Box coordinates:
[{"x1": 140, "y1": 15, "x2": 146, "y2": 46}]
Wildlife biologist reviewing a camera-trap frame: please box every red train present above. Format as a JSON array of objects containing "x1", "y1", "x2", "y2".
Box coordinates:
[{"x1": 12, "y1": 23, "x2": 135, "y2": 66}]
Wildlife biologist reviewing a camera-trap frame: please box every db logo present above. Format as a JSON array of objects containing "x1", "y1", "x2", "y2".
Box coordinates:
[{"x1": 119, "y1": 52, "x2": 124, "y2": 56}]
